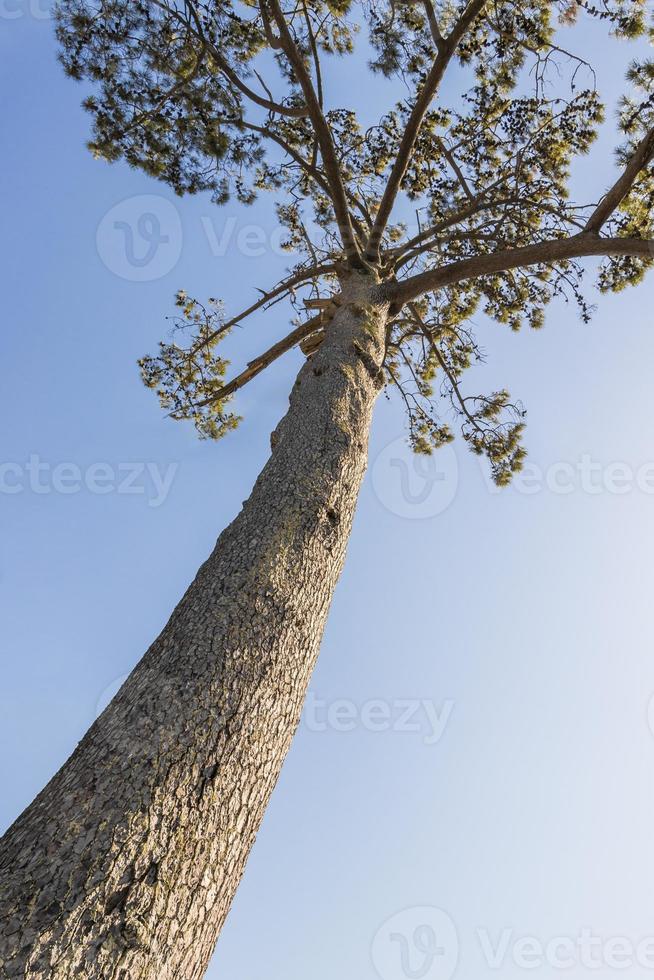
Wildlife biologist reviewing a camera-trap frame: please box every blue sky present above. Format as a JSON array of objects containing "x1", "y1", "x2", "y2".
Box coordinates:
[{"x1": 3, "y1": 6, "x2": 654, "y2": 980}]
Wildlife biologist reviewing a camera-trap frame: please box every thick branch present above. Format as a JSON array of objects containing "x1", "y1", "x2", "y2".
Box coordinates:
[
  {"x1": 265, "y1": 0, "x2": 362, "y2": 263},
  {"x1": 382, "y1": 234, "x2": 654, "y2": 306},
  {"x1": 584, "y1": 126, "x2": 654, "y2": 233},
  {"x1": 364, "y1": 0, "x2": 488, "y2": 263}
]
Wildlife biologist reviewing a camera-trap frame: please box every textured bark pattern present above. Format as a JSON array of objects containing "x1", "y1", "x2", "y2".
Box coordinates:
[{"x1": 0, "y1": 274, "x2": 388, "y2": 979}]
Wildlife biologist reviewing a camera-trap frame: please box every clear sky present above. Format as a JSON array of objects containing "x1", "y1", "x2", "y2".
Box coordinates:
[{"x1": 3, "y1": 6, "x2": 654, "y2": 980}]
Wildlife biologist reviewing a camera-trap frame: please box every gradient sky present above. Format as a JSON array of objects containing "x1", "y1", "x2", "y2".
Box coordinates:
[{"x1": 3, "y1": 6, "x2": 654, "y2": 980}]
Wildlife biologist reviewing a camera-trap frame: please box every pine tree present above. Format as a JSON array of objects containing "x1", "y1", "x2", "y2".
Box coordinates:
[{"x1": 2, "y1": 2, "x2": 654, "y2": 977}]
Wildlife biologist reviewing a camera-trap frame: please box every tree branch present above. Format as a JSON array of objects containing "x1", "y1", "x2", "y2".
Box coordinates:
[
  {"x1": 584, "y1": 126, "x2": 654, "y2": 233},
  {"x1": 393, "y1": 199, "x2": 588, "y2": 271},
  {"x1": 237, "y1": 120, "x2": 368, "y2": 243},
  {"x1": 152, "y1": 0, "x2": 309, "y2": 119},
  {"x1": 203, "y1": 262, "x2": 337, "y2": 348},
  {"x1": 420, "y1": 0, "x2": 445, "y2": 48},
  {"x1": 436, "y1": 136, "x2": 475, "y2": 201},
  {"x1": 192, "y1": 313, "x2": 325, "y2": 409},
  {"x1": 382, "y1": 234, "x2": 654, "y2": 307},
  {"x1": 388, "y1": 193, "x2": 522, "y2": 261},
  {"x1": 408, "y1": 303, "x2": 483, "y2": 432},
  {"x1": 364, "y1": 0, "x2": 488, "y2": 263},
  {"x1": 264, "y1": 0, "x2": 362, "y2": 264}
]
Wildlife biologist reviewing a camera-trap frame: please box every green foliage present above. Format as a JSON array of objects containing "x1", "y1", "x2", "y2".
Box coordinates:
[
  {"x1": 385, "y1": 294, "x2": 526, "y2": 485},
  {"x1": 56, "y1": 0, "x2": 654, "y2": 481},
  {"x1": 138, "y1": 292, "x2": 241, "y2": 439},
  {"x1": 599, "y1": 55, "x2": 654, "y2": 290}
]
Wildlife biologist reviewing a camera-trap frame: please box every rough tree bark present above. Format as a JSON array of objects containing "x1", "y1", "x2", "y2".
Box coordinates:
[{"x1": 0, "y1": 272, "x2": 389, "y2": 979}]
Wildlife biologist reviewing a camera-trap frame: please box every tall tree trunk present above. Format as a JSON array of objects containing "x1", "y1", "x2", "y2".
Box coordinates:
[{"x1": 0, "y1": 273, "x2": 388, "y2": 979}]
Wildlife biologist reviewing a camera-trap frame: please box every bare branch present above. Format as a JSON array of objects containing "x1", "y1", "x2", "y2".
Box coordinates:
[
  {"x1": 420, "y1": 0, "x2": 445, "y2": 48},
  {"x1": 408, "y1": 303, "x2": 481, "y2": 431},
  {"x1": 258, "y1": 0, "x2": 283, "y2": 49},
  {"x1": 388, "y1": 193, "x2": 522, "y2": 260},
  {"x1": 192, "y1": 313, "x2": 325, "y2": 409},
  {"x1": 194, "y1": 263, "x2": 338, "y2": 355},
  {"x1": 436, "y1": 137, "x2": 475, "y2": 201}
]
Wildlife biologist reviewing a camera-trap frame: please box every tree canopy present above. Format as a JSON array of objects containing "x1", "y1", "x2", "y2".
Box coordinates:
[{"x1": 56, "y1": 0, "x2": 654, "y2": 485}]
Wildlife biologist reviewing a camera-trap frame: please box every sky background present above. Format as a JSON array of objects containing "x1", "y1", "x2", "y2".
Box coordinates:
[{"x1": 3, "y1": 5, "x2": 654, "y2": 979}]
